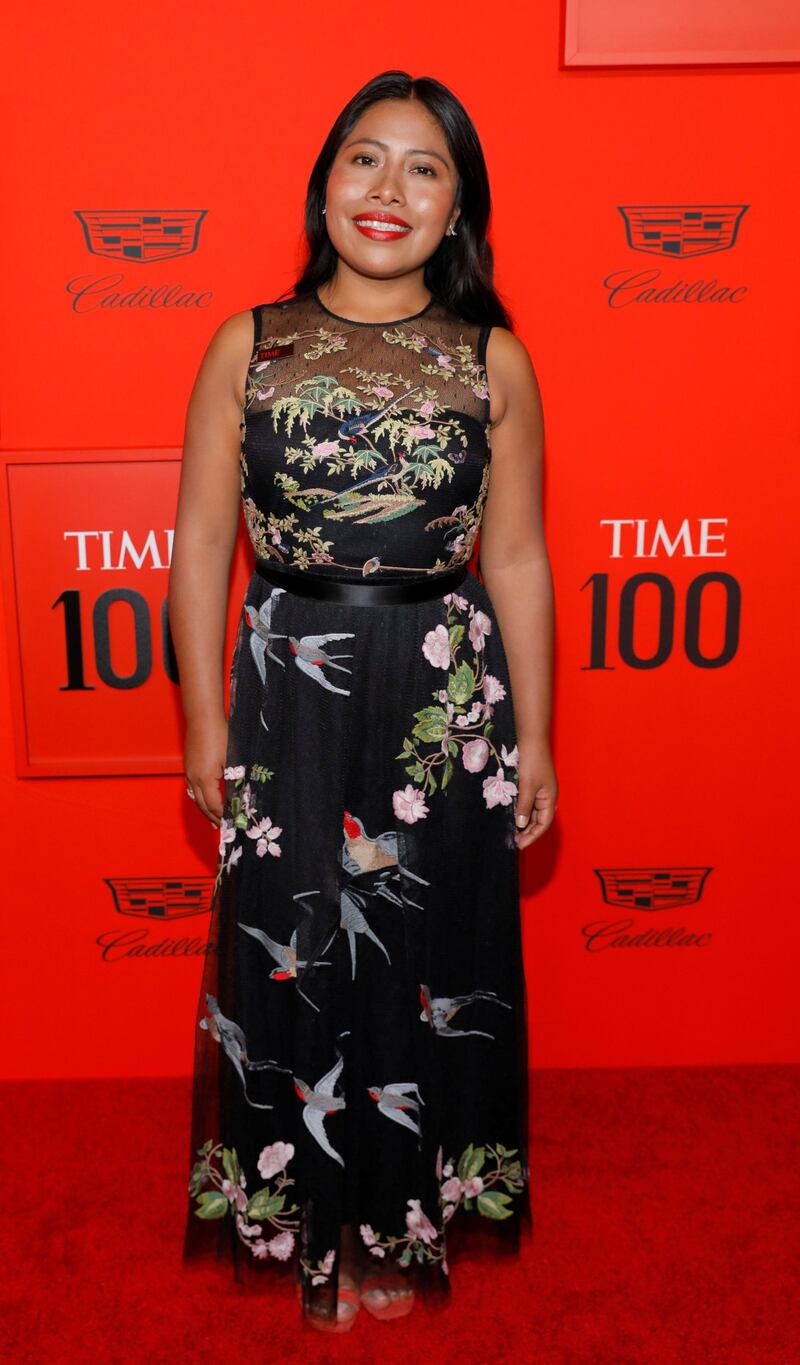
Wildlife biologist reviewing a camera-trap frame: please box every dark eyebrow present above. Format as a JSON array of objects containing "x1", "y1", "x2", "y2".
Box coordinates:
[{"x1": 342, "y1": 136, "x2": 450, "y2": 169}]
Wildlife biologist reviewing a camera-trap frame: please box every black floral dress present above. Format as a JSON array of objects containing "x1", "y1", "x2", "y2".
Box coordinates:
[{"x1": 182, "y1": 289, "x2": 531, "y2": 1319}]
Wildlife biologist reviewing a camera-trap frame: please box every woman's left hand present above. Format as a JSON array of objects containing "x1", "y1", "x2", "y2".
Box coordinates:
[{"x1": 513, "y1": 735, "x2": 558, "y2": 850}]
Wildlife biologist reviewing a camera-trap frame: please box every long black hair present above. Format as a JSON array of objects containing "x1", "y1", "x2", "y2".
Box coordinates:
[{"x1": 277, "y1": 70, "x2": 513, "y2": 330}]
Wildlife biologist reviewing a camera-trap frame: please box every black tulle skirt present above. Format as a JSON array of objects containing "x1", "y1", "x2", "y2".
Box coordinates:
[{"x1": 181, "y1": 564, "x2": 532, "y2": 1321}]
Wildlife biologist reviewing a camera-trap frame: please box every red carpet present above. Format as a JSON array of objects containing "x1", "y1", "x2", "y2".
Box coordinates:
[{"x1": 2, "y1": 1065, "x2": 797, "y2": 1363}]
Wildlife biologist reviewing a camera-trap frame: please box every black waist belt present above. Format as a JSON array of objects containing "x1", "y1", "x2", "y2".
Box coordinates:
[{"x1": 254, "y1": 559, "x2": 468, "y2": 605}]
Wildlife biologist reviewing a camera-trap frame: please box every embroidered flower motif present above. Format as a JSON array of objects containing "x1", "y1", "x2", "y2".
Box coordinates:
[
  {"x1": 396, "y1": 592, "x2": 519, "y2": 811},
  {"x1": 468, "y1": 610, "x2": 492, "y2": 652},
  {"x1": 462, "y1": 738, "x2": 490, "y2": 772},
  {"x1": 356, "y1": 1141, "x2": 526, "y2": 1270},
  {"x1": 482, "y1": 768, "x2": 518, "y2": 810},
  {"x1": 392, "y1": 784, "x2": 430, "y2": 824},
  {"x1": 188, "y1": 1139, "x2": 301, "y2": 1261},
  {"x1": 246, "y1": 815, "x2": 283, "y2": 858},
  {"x1": 422, "y1": 624, "x2": 451, "y2": 670},
  {"x1": 483, "y1": 674, "x2": 507, "y2": 704},
  {"x1": 406, "y1": 1199, "x2": 439, "y2": 1245},
  {"x1": 266, "y1": 1231, "x2": 295, "y2": 1261},
  {"x1": 257, "y1": 1141, "x2": 295, "y2": 1181}
]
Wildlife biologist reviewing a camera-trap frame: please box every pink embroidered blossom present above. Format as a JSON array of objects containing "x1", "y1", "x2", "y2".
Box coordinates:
[
  {"x1": 218, "y1": 819, "x2": 236, "y2": 854},
  {"x1": 501, "y1": 743, "x2": 519, "y2": 768},
  {"x1": 435, "y1": 1146, "x2": 444, "y2": 1180},
  {"x1": 440, "y1": 1176, "x2": 463, "y2": 1203},
  {"x1": 469, "y1": 609, "x2": 492, "y2": 652},
  {"x1": 436, "y1": 354, "x2": 454, "y2": 369},
  {"x1": 482, "y1": 674, "x2": 507, "y2": 704},
  {"x1": 438, "y1": 689, "x2": 448, "y2": 702},
  {"x1": 359, "y1": 1223, "x2": 377, "y2": 1246},
  {"x1": 408, "y1": 423, "x2": 436, "y2": 441},
  {"x1": 370, "y1": 1245, "x2": 386, "y2": 1257},
  {"x1": 419, "y1": 398, "x2": 436, "y2": 418},
  {"x1": 267, "y1": 1231, "x2": 295, "y2": 1261},
  {"x1": 222, "y1": 1178, "x2": 248, "y2": 1212},
  {"x1": 236, "y1": 1213, "x2": 262, "y2": 1238},
  {"x1": 372, "y1": 385, "x2": 394, "y2": 399},
  {"x1": 246, "y1": 816, "x2": 283, "y2": 858},
  {"x1": 321, "y1": 1249, "x2": 336, "y2": 1274},
  {"x1": 483, "y1": 767, "x2": 518, "y2": 809},
  {"x1": 462, "y1": 738, "x2": 490, "y2": 773},
  {"x1": 422, "y1": 623, "x2": 451, "y2": 669},
  {"x1": 442, "y1": 1162, "x2": 454, "y2": 1178},
  {"x1": 393, "y1": 785, "x2": 430, "y2": 824},
  {"x1": 223, "y1": 765, "x2": 246, "y2": 780},
  {"x1": 225, "y1": 845, "x2": 242, "y2": 872},
  {"x1": 312, "y1": 440, "x2": 341, "y2": 458},
  {"x1": 257, "y1": 1141, "x2": 294, "y2": 1180},
  {"x1": 463, "y1": 1176, "x2": 484, "y2": 1197},
  {"x1": 406, "y1": 1198, "x2": 439, "y2": 1244}
]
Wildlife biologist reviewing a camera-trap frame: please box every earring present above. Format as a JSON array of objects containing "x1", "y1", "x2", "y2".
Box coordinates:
[
  {"x1": 322, "y1": 207, "x2": 326, "y2": 215},
  {"x1": 448, "y1": 221, "x2": 458, "y2": 236}
]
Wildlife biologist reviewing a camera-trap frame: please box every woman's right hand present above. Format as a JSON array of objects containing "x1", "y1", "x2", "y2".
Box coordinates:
[{"x1": 184, "y1": 712, "x2": 228, "y2": 828}]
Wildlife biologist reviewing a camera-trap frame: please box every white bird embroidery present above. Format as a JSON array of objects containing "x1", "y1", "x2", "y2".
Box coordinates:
[
  {"x1": 294, "y1": 1054, "x2": 347, "y2": 1166},
  {"x1": 367, "y1": 1081, "x2": 424, "y2": 1138},
  {"x1": 245, "y1": 589, "x2": 288, "y2": 684},
  {"x1": 419, "y1": 985, "x2": 511, "y2": 1039},
  {"x1": 199, "y1": 993, "x2": 291, "y2": 1109},
  {"x1": 237, "y1": 919, "x2": 331, "y2": 1013},
  {"x1": 287, "y1": 633, "x2": 355, "y2": 694}
]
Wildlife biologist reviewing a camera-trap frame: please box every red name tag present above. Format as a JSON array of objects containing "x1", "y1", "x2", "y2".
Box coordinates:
[{"x1": 255, "y1": 341, "x2": 294, "y2": 363}]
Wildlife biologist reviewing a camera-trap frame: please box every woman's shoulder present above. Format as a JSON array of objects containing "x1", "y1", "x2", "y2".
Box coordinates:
[{"x1": 484, "y1": 326, "x2": 541, "y2": 428}]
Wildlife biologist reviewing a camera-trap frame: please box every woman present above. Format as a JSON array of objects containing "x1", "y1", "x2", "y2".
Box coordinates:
[{"x1": 172, "y1": 69, "x2": 557, "y2": 1332}]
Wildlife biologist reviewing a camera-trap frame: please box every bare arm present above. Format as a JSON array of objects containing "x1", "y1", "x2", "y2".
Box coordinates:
[
  {"x1": 479, "y1": 326, "x2": 558, "y2": 848},
  {"x1": 167, "y1": 309, "x2": 253, "y2": 827}
]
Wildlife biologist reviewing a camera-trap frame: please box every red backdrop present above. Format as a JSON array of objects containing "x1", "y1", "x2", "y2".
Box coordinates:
[{"x1": 2, "y1": 1, "x2": 798, "y2": 1079}]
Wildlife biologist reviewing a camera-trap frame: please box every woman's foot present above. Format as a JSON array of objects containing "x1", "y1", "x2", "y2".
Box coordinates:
[
  {"x1": 304, "y1": 1270, "x2": 361, "y2": 1333},
  {"x1": 359, "y1": 1266, "x2": 415, "y2": 1321}
]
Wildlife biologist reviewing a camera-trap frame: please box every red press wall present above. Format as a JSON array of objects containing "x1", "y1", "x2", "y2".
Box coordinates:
[{"x1": 1, "y1": 1, "x2": 798, "y2": 1078}]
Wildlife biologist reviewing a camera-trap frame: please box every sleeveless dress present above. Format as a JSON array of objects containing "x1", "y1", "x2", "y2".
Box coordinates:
[{"x1": 182, "y1": 288, "x2": 532, "y2": 1319}]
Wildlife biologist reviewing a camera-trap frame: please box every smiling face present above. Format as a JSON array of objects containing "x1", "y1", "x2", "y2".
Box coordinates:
[{"x1": 323, "y1": 98, "x2": 460, "y2": 282}]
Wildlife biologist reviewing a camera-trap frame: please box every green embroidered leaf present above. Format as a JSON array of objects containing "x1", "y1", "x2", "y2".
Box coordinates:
[
  {"x1": 197, "y1": 1140, "x2": 214, "y2": 1156},
  {"x1": 404, "y1": 764, "x2": 425, "y2": 782},
  {"x1": 247, "y1": 1191, "x2": 286, "y2": 1219},
  {"x1": 448, "y1": 662, "x2": 476, "y2": 707},
  {"x1": 427, "y1": 769, "x2": 438, "y2": 795},
  {"x1": 504, "y1": 1161, "x2": 523, "y2": 1184},
  {"x1": 457, "y1": 1143, "x2": 486, "y2": 1182},
  {"x1": 484, "y1": 722, "x2": 494, "y2": 738},
  {"x1": 448, "y1": 740, "x2": 459, "y2": 757},
  {"x1": 448, "y1": 624, "x2": 465, "y2": 650},
  {"x1": 411, "y1": 706, "x2": 448, "y2": 743},
  {"x1": 195, "y1": 1191, "x2": 230, "y2": 1220},
  {"x1": 221, "y1": 1147, "x2": 239, "y2": 1185},
  {"x1": 441, "y1": 758, "x2": 453, "y2": 790},
  {"x1": 476, "y1": 1191, "x2": 514, "y2": 1220}
]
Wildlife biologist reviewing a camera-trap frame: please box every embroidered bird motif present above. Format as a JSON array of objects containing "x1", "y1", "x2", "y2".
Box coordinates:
[
  {"x1": 419, "y1": 985, "x2": 511, "y2": 1039},
  {"x1": 367, "y1": 1081, "x2": 425, "y2": 1138},
  {"x1": 245, "y1": 590, "x2": 288, "y2": 684},
  {"x1": 342, "y1": 810, "x2": 398, "y2": 874},
  {"x1": 335, "y1": 383, "x2": 424, "y2": 440},
  {"x1": 294, "y1": 1055, "x2": 346, "y2": 1166},
  {"x1": 199, "y1": 993, "x2": 291, "y2": 1109},
  {"x1": 237, "y1": 920, "x2": 331, "y2": 1012},
  {"x1": 286, "y1": 633, "x2": 355, "y2": 694}
]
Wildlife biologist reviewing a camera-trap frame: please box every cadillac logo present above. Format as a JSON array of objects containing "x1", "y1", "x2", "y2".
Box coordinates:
[
  {"x1": 74, "y1": 209, "x2": 207, "y2": 262},
  {"x1": 104, "y1": 876, "x2": 214, "y2": 920},
  {"x1": 618, "y1": 205, "x2": 748, "y2": 258},
  {"x1": 594, "y1": 866, "x2": 712, "y2": 910}
]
